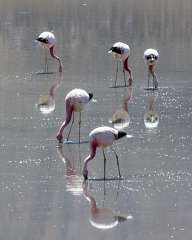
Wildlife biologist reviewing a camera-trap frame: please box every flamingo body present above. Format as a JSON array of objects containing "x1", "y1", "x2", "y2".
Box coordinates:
[
  {"x1": 108, "y1": 42, "x2": 130, "y2": 60},
  {"x1": 89, "y1": 126, "x2": 117, "y2": 148},
  {"x1": 82, "y1": 126, "x2": 126, "y2": 179},
  {"x1": 36, "y1": 31, "x2": 56, "y2": 48},
  {"x1": 144, "y1": 48, "x2": 159, "y2": 66},
  {"x1": 57, "y1": 88, "x2": 93, "y2": 143},
  {"x1": 65, "y1": 88, "x2": 92, "y2": 112}
]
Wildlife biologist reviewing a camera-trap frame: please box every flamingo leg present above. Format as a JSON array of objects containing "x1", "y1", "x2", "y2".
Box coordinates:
[
  {"x1": 102, "y1": 148, "x2": 107, "y2": 181},
  {"x1": 66, "y1": 112, "x2": 74, "y2": 141},
  {"x1": 123, "y1": 69, "x2": 126, "y2": 86},
  {"x1": 114, "y1": 60, "x2": 118, "y2": 87},
  {"x1": 44, "y1": 48, "x2": 48, "y2": 73},
  {"x1": 78, "y1": 112, "x2": 81, "y2": 144},
  {"x1": 148, "y1": 71, "x2": 150, "y2": 89},
  {"x1": 111, "y1": 147, "x2": 121, "y2": 179}
]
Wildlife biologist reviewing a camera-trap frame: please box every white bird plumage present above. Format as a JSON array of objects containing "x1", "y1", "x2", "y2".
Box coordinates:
[
  {"x1": 82, "y1": 126, "x2": 127, "y2": 180},
  {"x1": 36, "y1": 31, "x2": 63, "y2": 73},
  {"x1": 144, "y1": 48, "x2": 159, "y2": 89},
  {"x1": 56, "y1": 88, "x2": 93, "y2": 144},
  {"x1": 108, "y1": 42, "x2": 133, "y2": 87}
]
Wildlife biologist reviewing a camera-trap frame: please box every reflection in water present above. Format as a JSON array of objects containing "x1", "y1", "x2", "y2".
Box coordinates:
[
  {"x1": 144, "y1": 92, "x2": 159, "y2": 129},
  {"x1": 83, "y1": 181, "x2": 132, "y2": 230},
  {"x1": 57, "y1": 145, "x2": 84, "y2": 196},
  {"x1": 109, "y1": 86, "x2": 132, "y2": 130},
  {"x1": 37, "y1": 72, "x2": 63, "y2": 114}
]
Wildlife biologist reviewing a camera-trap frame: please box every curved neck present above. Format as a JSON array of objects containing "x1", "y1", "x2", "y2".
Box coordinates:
[
  {"x1": 50, "y1": 46, "x2": 63, "y2": 72},
  {"x1": 82, "y1": 141, "x2": 97, "y2": 174}
]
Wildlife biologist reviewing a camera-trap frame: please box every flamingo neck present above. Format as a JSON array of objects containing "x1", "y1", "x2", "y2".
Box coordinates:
[
  {"x1": 123, "y1": 57, "x2": 129, "y2": 72},
  {"x1": 149, "y1": 65, "x2": 155, "y2": 75},
  {"x1": 49, "y1": 46, "x2": 63, "y2": 72},
  {"x1": 58, "y1": 104, "x2": 73, "y2": 135},
  {"x1": 83, "y1": 141, "x2": 97, "y2": 175}
]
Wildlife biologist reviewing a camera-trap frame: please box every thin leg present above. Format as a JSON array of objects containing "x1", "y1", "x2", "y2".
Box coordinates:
[
  {"x1": 148, "y1": 72, "x2": 150, "y2": 89},
  {"x1": 102, "y1": 149, "x2": 107, "y2": 181},
  {"x1": 114, "y1": 61, "x2": 118, "y2": 87},
  {"x1": 66, "y1": 112, "x2": 74, "y2": 141},
  {"x1": 44, "y1": 49, "x2": 48, "y2": 73},
  {"x1": 123, "y1": 69, "x2": 126, "y2": 86},
  {"x1": 111, "y1": 147, "x2": 121, "y2": 178},
  {"x1": 78, "y1": 112, "x2": 81, "y2": 144}
]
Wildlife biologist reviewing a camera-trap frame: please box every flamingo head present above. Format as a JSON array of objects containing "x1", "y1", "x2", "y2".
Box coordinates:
[{"x1": 82, "y1": 168, "x2": 88, "y2": 180}]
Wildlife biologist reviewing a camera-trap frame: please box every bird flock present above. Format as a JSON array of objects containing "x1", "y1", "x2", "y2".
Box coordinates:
[{"x1": 36, "y1": 31, "x2": 160, "y2": 181}]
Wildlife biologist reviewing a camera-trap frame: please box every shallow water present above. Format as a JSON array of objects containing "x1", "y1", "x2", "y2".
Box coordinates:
[{"x1": 0, "y1": 0, "x2": 192, "y2": 239}]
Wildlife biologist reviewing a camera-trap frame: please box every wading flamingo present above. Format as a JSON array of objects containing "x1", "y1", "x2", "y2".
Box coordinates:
[
  {"x1": 56, "y1": 88, "x2": 93, "y2": 144},
  {"x1": 144, "y1": 48, "x2": 159, "y2": 89},
  {"x1": 82, "y1": 126, "x2": 127, "y2": 180},
  {"x1": 108, "y1": 42, "x2": 133, "y2": 87},
  {"x1": 36, "y1": 31, "x2": 63, "y2": 73}
]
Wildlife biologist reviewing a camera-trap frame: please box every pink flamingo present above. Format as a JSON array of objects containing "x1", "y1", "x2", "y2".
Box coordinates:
[
  {"x1": 82, "y1": 126, "x2": 127, "y2": 180},
  {"x1": 36, "y1": 31, "x2": 63, "y2": 73},
  {"x1": 144, "y1": 48, "x2": 159, "y2": 89},
  {"x1": 108, "y1": 42, "x2": 133, "y2": 87},
  {"x1": 56, "y1": 88, "x2": 93, "y2": 144}
]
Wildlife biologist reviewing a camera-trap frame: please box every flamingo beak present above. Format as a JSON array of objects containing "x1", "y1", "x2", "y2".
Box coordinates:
[
  {"x1": 89, "y1": 93, "x2": 93, "y2": 100},
  {"x1": 117, "y1": 131, "x2": 127, "y2": 139}
]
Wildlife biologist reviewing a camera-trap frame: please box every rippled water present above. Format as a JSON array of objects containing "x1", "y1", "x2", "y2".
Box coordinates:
[{"x1": 0, "y1": 0, "x2": 192, "y2": 239}]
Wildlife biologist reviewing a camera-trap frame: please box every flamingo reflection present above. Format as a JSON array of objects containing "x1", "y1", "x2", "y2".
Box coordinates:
[
  {"x1": 57, "y1": 145, "x2": 84, "y2": 196},
  {"x1": 37, "y1": 72, "x2": 63, "y2": 114},
  {"x1": 109, "y1": 86, "x2": 133, "y2": 130},
  {"x1": 144, "y1": 93, "x2": 159, "y2": 129},
  {"x1": 83, "y1": 181, "x2": 132, "y2": 230}
]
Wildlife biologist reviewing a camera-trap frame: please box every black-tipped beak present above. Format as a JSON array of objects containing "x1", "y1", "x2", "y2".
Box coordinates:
[
  {"x1": 36, "y1": 37, "x2": 48, "y2": 44},
  {"x1": 83, "y1": 174, "x2": 88, "y2": 180},
  {"x1": 89, "y1": 93, "x2": 93, "y2": 100},
  {"x1": 117, "y1": 131, "x2": 127, "y2": 139}
]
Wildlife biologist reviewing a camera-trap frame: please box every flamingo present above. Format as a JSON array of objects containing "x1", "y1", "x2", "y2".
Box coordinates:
[
  {"x1": 144, "y1": 48, "x2": 159, "y2": 89},
  {"x1": 82, "y1": 126, "x2": 127, "y2": 180},
  {"x1": 56, "y1": 88, "x2": 93, "y2": 144},
  {"x1": 36, "y1": 31, "x2": 63, "y2": 73},
  {"x1": 108, "y1": 42, "x2": 133, "y2": 87}
]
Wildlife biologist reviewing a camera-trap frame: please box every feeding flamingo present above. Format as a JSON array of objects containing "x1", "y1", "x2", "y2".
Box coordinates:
[
  {"x1": 82, "y1": 126, "x2": 127, "y2": 180},
  {"x1": 108, "y1": 42, "x2": 133, "y2": 87},
  {"x1": 36, "y1": 31, "x2": 63, "y2": 73},
  {"x1": 144, "y1": 48, "x2": 159, "y2": 89},
  {"x1": 56, "y1": 88, "x2": 93, "y2": 144}
]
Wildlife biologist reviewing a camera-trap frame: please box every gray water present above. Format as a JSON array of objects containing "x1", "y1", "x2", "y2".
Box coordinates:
[{"x1": 0, "y1": 0, "x2": 192, "y2": 239}]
